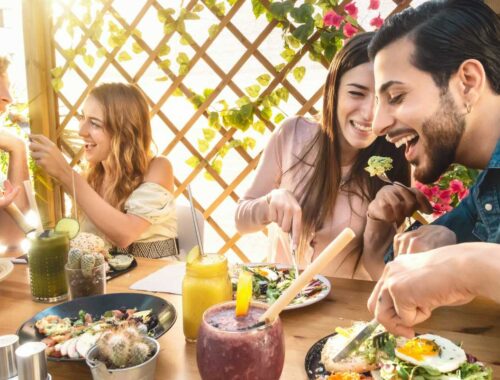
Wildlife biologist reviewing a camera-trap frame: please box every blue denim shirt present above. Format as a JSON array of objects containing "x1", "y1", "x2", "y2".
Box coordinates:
[{"x1": 385, "y1": 138, "x2": 500, "y2": 263}]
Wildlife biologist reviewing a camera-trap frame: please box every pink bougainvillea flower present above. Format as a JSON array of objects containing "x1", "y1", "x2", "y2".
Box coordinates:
[
  {"x1": 449, "y1": 179, "x2": 465, "y2": 194},
  {"x1": 458, "y1": 188, "x2": 469, "y2": 200},
  {"x1": 438, "y1": 189, "x2": 452, "y2": 203},
  {"x1": 344, "y1": 2, "x2": 359, "y2": 18},
  {"x1": 368, "y1": 0, "x2": 380, "y2": 10},
  {"x1": 323, "y1": 10, "x2": 343, "y2": 29},
  {"x1": 370, "y1": 14, "x2": 384, "y2": 29},
  {"x1": 343, "y1": 22, "x2": 357, "y2": 38}
]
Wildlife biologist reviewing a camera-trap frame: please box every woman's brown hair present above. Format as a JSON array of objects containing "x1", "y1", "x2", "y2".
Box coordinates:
[
  {"x1": 292, "y1": 32, "x2": 410, "y2": 257},
  {"x1": 85, "y1": 83, "x2": 152, "y2": 211}
]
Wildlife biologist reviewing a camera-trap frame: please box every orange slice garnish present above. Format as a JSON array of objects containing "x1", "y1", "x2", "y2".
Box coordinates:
[{"x1": 235, "y1": 270, "x2": 253, "y2": 317}]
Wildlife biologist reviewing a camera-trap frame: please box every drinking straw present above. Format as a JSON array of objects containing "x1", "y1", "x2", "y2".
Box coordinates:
[
  {"x1": 187, "y1": 184, "x2": 205, "y2": 257},
  {"x1": 259, "y1": 227, "x2": 355, "y2": 324},
  {"x1": 23, "y1": 180, "x2": 43, "y2": 234}
]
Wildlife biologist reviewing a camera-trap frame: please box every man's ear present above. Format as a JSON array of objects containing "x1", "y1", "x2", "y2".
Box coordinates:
[{"x1": 454, "y1": 59, "x2": 486, "y2": 107}]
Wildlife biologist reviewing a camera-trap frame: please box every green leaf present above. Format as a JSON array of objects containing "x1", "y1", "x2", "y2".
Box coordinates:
[
  {"x1": 159, "y1": 59, "x2": 171, "y2": 70},
  {"x1": 242, "y1": 137, "x2": 256, "y2": 150},
  {"x1": 245, "y1": 84, "x2": 261, "y2": 98},
  {"x1": 172, "y1": 88, "x2": 183, "y2": 97},
  {"x1": 51, "y1": 67, "x2": 64, "y2": 78},
  {"x1": 96, "y1": 47, "x2": 107, "y2": 58},
  {"x1": 251, "y1": 0, "x2": 266, "y2": 18},
  {"x1": 290, "y1": 3, "x2": 314, "y2": 24},
  {"x1": 236, "y1": 96, "x2": 251, "y2": 107},
  {"x1": 208, "y1": 112, "x2": 219, "y2": 128},
  {"x1": 176, "y1": 52, "x2": 189, "y2": 64},
  {"x1": 214, "y1": 2, "x2": 226, "y2": 16},
  {"x1": 269, "y1": 0, "x2": 293, "y2": 21},
  {"x1": 204, "y1": 172, "x2": 215, "y2": 181},
  {"x1": 274, "y1": 113, "x2": 285, "y2": 124},
  {"x1": 157, "y1": 8, "x2": 175, "y2": 23},
  {"x1": 276, "y1": 87, "x2": 289, "y2": 102},
  {"x1": 240, "y1": 103, "x2": 254, "y2": 120},
  {"x1": 227, "y1": 0, "x2": 238, "y2": 6},
  {"x1": 211, "y1": 159, "x2": 222, "y2": 174},
  {"x1": 180, "y1": 36, "x2": 190, "y2": 45},
  {"x1": 252, "y1": 120, "x2": 266, "y2": 134},
  {"x1": 63, "y1": 49, "x2": 76, "y2": 60},
  {"x1": 118, "y1": 51, "x2": 132, "y2": 61},
  {"x1": 190, "y1": 93, "x2": 204, "y2": 109},
  {"x1": 51, "y1": 78, "x2": 64, "y2": 92},
  {"x1": 108, "y1": 20, "x2": 119, "y2": 33},
  {"x1": 185, "y1": 156, "x2": 200, "y2": 168},
  {"x1": 293, "y1": 66, "x2": 306, "y2": 82},
  {"x1": 198, "y1": 139, "x2": 210, "y2": 153},
  {"x1": 218, "y1": 99, "x2": 229, "y2": 111},
  {"x1": 218, "y1": 144, "x2": 230, "y2": 158},
  {"x1": 260, "y1": 106, "x2": 272, "y2": 121},
  {"x1": 132, "y1": 42, "x2": 143, "y2": 54},
  {"x1": 203, "y1": 88, "x2": 214, "y2": 99},
  {"x1": 155, "y1": 76, "x2": 169, "y2": 82},
  {"x1": 158, "y1": 45, "x2": 171, "y2": 57},
  {"x1": 275, "y1": 63, "x2": 286, "y2": 72},
  {"x1": 83, "y1": 55, "x2": 95, "y2": 68},
  {"x1": 192, "y1": 4, "x2": 204, "y2": 12},
  {"x1": 184, "y1": 11, "x2": 200, "y2": 20},
  {"x1": 208, "y1": 24, "x2": 219, "y2": 39},
  {"x1": 76, "y1": 46, "x2": 87, "y2": 55},
  {"x1": 292, "y1": 19, "x2": 314, "y2": 43},
  {"x1": 203, "y1": 128, "x2": 216, "y2": 141},
  {"x1": 256, "y1": 74, "x2": 271, "y2": 86},
  {"x1": 284, "y1": 34, "x2": 301, "y2": 49},
  {"x1": 179, "y1": 63, "x2": 189, "y2": 76},
  {"x1": 280, "y1": 47, "x2": 295, "y2": 62},
  {"x1": 164, "y1": 23, "x2": 176, "y2": 35}
]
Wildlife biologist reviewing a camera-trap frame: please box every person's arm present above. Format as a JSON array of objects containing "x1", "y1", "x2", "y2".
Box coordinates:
[
  {"x1": 367, "y1": 242, "x2": 500, "y2": 338},
  {"x1": 29, "y1": 134, "x2": 171, "y2": 247},
  {"x1": 234, "y1": 122, "x2": 285, "y2": 233},
  {"x1": 0, "y1": 128, "x2": 29, "y2": 210}
]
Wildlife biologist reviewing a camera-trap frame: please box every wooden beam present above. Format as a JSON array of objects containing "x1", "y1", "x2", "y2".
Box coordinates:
[
  {"x1": 22, "y1": 0, "x2": 62, "y2": 228},
  {"x1": 485, "y1": 0, "x2": 500, "y2": 14}
]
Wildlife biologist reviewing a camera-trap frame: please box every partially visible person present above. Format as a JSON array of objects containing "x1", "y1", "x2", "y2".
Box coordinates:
[
  {"x1": 29, "y1": 83, "x2": 177, "y2": 258},
  {"x1": 235, "y1": 32, "x2": 410, "y2": 279},
  {"x1": 365, "y1": 0, "x2": 500, "y2": 276},
  {"x1": 0, "y1": 55, "x2": 29, "y2": 248},
  {"x1": 368, "y1": 242, "x2": 500, "y2": 338}
]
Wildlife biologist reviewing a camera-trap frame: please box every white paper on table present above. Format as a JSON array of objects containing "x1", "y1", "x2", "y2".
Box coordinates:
[{"x1": 129, "y1": 262, "x2": 186, "y2": 295}]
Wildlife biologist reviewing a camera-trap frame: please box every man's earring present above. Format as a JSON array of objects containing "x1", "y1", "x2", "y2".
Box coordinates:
[{"x1": 465, "y1": 104, "x2": 472, "y2": 114}]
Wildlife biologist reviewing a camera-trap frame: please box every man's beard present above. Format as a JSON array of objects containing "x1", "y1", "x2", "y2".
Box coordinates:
[{"x1": 414, "y1": 91, "x2": 465, "y2": 184}]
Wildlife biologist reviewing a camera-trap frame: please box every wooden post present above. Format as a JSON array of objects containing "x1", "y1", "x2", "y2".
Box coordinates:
[{"x1": 22, "y1": 0, "x2": 62, "y2": 228}]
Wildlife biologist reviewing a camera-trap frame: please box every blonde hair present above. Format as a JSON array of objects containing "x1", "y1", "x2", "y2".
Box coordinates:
[
  {"x1": 85, "y1": 83, "x2": 152, "y2": 210},
  {"x1": 0, "y1": 56, "x2": 10, "y2": 76}
]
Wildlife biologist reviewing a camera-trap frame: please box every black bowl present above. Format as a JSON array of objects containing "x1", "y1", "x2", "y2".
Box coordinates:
[
  {"x1": 304, "y1": 333, "x2": 335, "y2": 379},
  {"x1": 17, "y1": 292, "x2": 176, "y2": 362}
]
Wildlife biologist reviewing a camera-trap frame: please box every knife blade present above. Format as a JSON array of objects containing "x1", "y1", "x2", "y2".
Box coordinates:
[{"x1": 329, "y1": 319, "x2": 379, "y2": 362}]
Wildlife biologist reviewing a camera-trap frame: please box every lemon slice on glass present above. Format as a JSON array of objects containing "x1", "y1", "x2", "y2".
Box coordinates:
[
  {"x1": 235, "y1": 270, "x2": 253, "y2": 317},
  {"x1": 186, "y1": 245, "x2": 200, "y2": 264},
  {"x1": 55, "y1": 218, "x2": 80, "y2": 240}
]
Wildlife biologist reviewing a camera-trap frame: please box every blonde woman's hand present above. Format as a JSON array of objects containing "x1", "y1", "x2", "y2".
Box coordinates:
[
  {"x1": 0, "y1": 180, "x2": 20, "y2": 208},
  {"x1": 394, "y1": 225, "x2": 457, "y2": 255},
  {"x1": 29, "y1": 134, "x2": 71, "y2": 182},
  {"x1": 266, "y1": 189, "x2": 302, "y2": 245},
  {"x1": 0, "y1": 127, "x2": 26, "y2": 153}
]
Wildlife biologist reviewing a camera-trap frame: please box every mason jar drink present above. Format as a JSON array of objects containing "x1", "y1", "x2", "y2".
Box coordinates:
[
  {"x1": 182, "y1": 253, "x2": 232, "y2": 342},
  {"x1": 27, "y1": 231, "x2": 69, "y2": 302},
  {"x1": 196, "y1": 301, "x2": 285, "y2": 380}
]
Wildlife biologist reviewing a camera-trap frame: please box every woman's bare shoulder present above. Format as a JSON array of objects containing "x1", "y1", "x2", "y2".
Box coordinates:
[{"x1": 144, "y1": 156, "x2": 173, "y2": 190}]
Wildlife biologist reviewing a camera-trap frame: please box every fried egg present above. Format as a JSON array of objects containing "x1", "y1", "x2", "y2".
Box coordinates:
[{"x1": 395, "y1": 334, "x2": 466, "y2": 373}]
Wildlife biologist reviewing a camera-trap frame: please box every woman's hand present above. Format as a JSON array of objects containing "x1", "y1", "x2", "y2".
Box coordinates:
[
  {"x1": 29, "y1": 134, "x2": 72, "y2": 183},
  {"x1": 0, "y1": 180, "x2": 19, "y2": 208},
  {"x1": 267, "y1": 189, "x2": 302, "y2": 245}
]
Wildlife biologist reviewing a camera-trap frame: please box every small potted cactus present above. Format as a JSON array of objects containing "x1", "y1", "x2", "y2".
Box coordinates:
[
  {"x1": 86, "y1": 326, "x2": 160, "y2": 380},
  {"x1": 65, "y1": 248, "x2": 107, "y2": 299}
]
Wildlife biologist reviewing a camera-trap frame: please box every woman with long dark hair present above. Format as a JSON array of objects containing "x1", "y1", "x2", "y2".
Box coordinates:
[{"x1": 235, "y1": 32, "x2": 409, "y2": 279}]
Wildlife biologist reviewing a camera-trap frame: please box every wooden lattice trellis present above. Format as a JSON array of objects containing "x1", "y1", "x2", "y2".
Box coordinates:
[{"x1": 22, "y1": 0, "x2": 412, "y2": 263}]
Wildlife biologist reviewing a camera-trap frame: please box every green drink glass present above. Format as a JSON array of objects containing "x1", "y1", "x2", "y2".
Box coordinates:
[{"x1": 28, "y1": 231, "x2": 69, "y2": 302}]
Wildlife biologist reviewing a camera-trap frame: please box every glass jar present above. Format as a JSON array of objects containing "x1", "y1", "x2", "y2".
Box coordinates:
[
  {"x1": 27, "y1": 231, "x2": 69, "y2": 302},
  {"x1": 182, "y1": 254, "x2": 232, "y2": 342},
  {"x1": 65, "y1": 262, "x2": 106, "y2": 300}
]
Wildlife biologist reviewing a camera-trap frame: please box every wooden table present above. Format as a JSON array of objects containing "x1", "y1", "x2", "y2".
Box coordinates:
[{"x1": 1, "y1": 257, "x2": 499, "y2": 379}]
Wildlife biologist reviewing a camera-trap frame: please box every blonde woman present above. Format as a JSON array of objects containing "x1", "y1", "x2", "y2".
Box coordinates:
[{"x1": 29, "y1": 83, "x2": 177, "y2": 258}]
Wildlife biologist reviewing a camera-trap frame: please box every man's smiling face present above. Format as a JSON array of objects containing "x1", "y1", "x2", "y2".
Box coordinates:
[{"x1": 372, "y1": 37, "x2": 466, "y2": 183}]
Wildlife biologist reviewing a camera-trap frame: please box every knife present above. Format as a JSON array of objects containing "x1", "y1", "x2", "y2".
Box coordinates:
[{"x1": 329, "y1": 319, "x2": 379, "y2": 362}]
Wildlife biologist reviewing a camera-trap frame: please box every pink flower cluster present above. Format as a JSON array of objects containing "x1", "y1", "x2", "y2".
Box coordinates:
[
  {"x1": 323, "y1": 1, "x2": 384, "y2": 38},
  {"x1": 415, "y1": 179, "x2": 470, "y2": 218}
]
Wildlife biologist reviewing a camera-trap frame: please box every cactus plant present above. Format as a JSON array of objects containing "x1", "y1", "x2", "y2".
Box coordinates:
[
  {"x1": 67, "y1": 249, "x2": 106, "y2": 278},
  {"x1": 96, "y1": 326, "x2": 154, "y2": 369}
]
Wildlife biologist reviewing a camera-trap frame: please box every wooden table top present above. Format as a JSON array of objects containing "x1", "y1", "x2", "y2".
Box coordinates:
[{"x1": 1, "y1": 256, "x2": 499, "y2": 379}]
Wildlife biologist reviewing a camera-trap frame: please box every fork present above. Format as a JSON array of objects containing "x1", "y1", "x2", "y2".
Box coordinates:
[
  {"x1": 377, "y1": 173, "x2": 429, "y2": 225},
  {"x1": 372, "y1": 331, "x2": 390, "y2": 349},
  {"x1": 288, "y1": 233, "x2": 300, "y2": 281}
]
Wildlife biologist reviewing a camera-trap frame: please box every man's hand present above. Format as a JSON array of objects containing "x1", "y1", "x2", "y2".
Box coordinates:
[
  {"x1": 0, "y1": 180, "x2": 20, "y2": 208},
  {"x1": 267, "y1": 188, "x2": 302, "y2": 246},
  {"x1": 367, "y1": 248, "x2": 476, "y2": 338},
  {"x1": 394, "y1": 225, "x2": 457, "y2": 255},
  {"x1": 367, "y1": 185, "x2": 432, "y2": 226}
]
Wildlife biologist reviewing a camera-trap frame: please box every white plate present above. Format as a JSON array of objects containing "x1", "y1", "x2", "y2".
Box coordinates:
[
  {"x1": 0, "y1": 258, "x2": 14, "y2": 282},
  {"x1": 232, "y1": 263, "x2": 331, "y2": 311}
]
